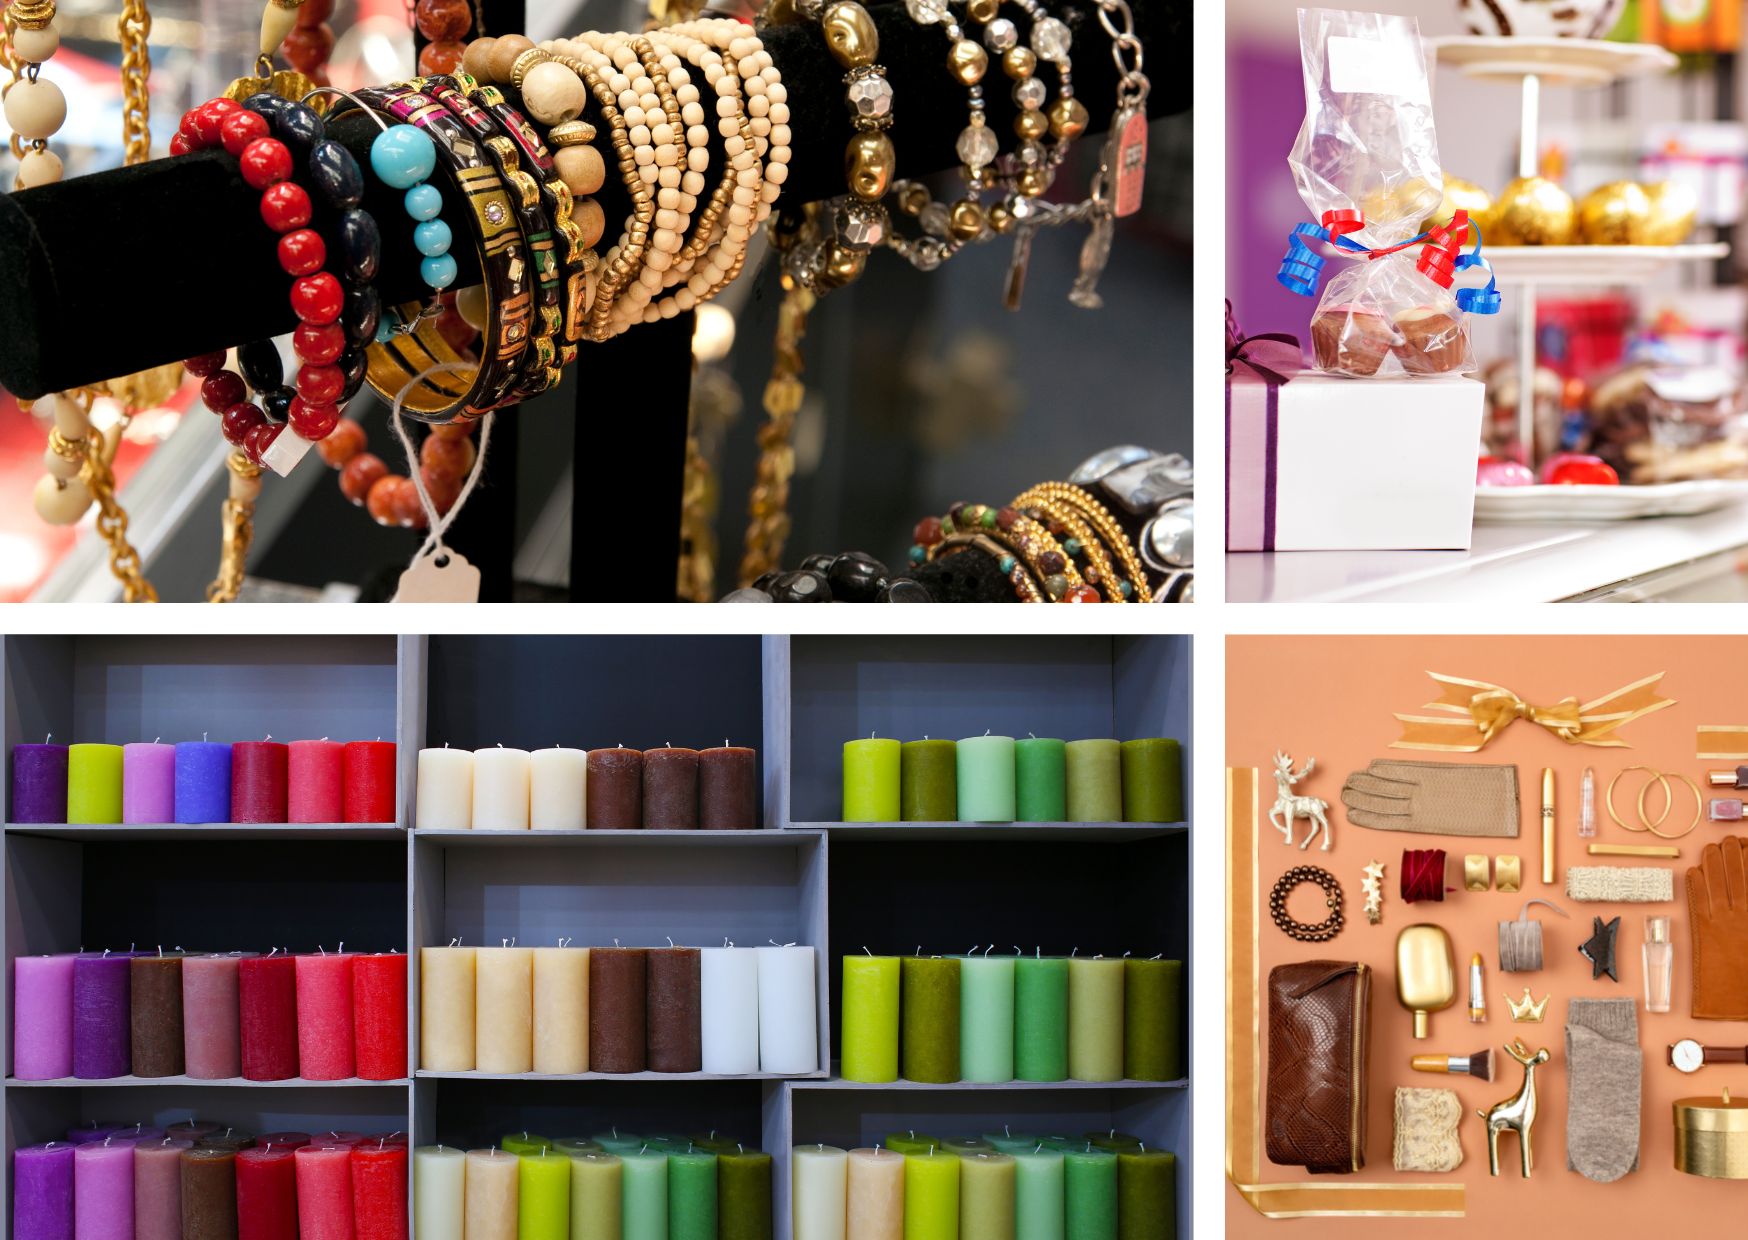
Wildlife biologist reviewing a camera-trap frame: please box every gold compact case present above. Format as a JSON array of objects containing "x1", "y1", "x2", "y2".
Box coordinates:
[
  {"x1": 1396, "y1": 924, "x2": 1456, "y2": 1039},
  {"x1": 1674, "y1": 1088, "x2": 1748, "y2": 1179}
]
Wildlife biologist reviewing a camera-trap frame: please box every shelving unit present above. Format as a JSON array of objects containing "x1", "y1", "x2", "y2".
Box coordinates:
[{"x1": 3, "y1": 634, "x2": 1192, "y2": 1239}]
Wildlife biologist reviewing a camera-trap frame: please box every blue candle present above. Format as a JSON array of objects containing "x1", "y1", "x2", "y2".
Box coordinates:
[{"x1": 174, "y1": 743, "x2": 232, "y2": 824}]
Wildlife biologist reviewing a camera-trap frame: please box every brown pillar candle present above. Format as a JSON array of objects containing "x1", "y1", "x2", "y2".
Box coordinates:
[
  {"x1": 646, "y1": 946, "x2": 702, "y2": 1072},
  {"x1": 180, "y1": 1147, "x2": 239, "y2": 1240},
  {"x1": 589, "y1": 947, "x2": 648, "y2": 1072},
  {"x1": 587, "y1": 748, "x2": 644, "y2": 829},
  {"x1": 130, "y1": 953, "x2": 186, "y2": 1077},
  {"x1": 194, "y1": 1128, "x2": 255, "y2": 1151},
  {"x1": 699, "y1": 746, "x2": 757, "y2": 830},
  {"x1": 642, "y1": 747, "x2": 700, "y2": 829}
]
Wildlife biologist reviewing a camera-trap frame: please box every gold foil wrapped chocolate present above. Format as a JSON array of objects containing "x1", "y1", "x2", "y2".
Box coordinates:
[
  {"x1": 1642, "y1": 180, "x2": 1699, "y2": 246},
  {"x1": 1421, "y1": 175, "x2": 1494, "y2": 238},
  {"x1": 1489, "y1": 176, "x2": 1576, "y2": 246},
  {"x1": 1578, "y1": 181, "x2": 1651, "y2": 245}
]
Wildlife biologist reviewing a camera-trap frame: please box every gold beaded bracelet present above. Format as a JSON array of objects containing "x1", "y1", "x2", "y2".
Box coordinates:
[{"x1": 1012, "y1": 481, "x2": 1150, "y2": 600}]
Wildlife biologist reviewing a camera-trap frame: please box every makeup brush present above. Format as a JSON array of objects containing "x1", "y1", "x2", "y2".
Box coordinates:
[{"x1": 1410, "y1": 1049, "x2": 1492, "y2": 1082}]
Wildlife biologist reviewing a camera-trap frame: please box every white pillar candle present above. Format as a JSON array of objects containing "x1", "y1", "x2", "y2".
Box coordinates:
[
  {"x1": 417, "y1": 747, "x2": 474, "y2": 830},
  {"x1": 530, "y1": 747, "x2": 588, "y2": 831},
  {"x1": 532, "y1": 945, "x2": 589, "y2": 1074},
  {"x1": 475, "y1": 946, "x2": 534, "y2": 1073},
  {"x1": 472, "y1": 746, "x2": 532, "y2": 830},
  {"x1": 420, "y1": 946, "x2": 476, "y2": 1071},
  {"x1": 700, "y1": 947, "x2": 760, "y2": 1074},
  {"x1": 792, "y1": 1145, "x2": 848, "y2": 1240},
  {"x1": 757, "y1": 945, "x2": 818, "y2": 1074},
  {"x1": 414, "y1": 1145, "x2": 466, "y2": 1240}
]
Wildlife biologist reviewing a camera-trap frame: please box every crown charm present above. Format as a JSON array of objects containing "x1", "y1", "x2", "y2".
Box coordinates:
[{"x1": 1505, "y1": 988, "x2": 1549, "y2": 1022}]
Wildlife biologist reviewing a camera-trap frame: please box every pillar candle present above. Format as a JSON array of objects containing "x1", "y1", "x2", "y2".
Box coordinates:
[
  {"x1": 235, "y1": 1148, "x2": 298, "y2": 1240},
  {"x1": 413, "y1": 1146, "x2": 464, "y2": 1240},
  {"x1": 15, "y1": 1143, "x2": 75, "y2": 1240},
  {"x1": 791, "y1": 1146, "x2": 846, "y2": 1240},
  {"x1": 552, "y1": 1138, "x2": 601, "y2": 1156},
  {"x1": 240, "y1": 953, "x2": 299, "y2": 1079},
  {"x1": 419, "y1": 946, "x2": 476, "y2": 1070},
  {"x1": 842, "y1": 738, "x2": 900, "y2": 821},
  {"x1": 501, "y1": 1134, "x2": 551, "y2": 1157},
  {"x1": 354, "y1": 952, "x2": 408, "y2": 1079},
  {"x1": 130, "y1": 951, "x2": 186, "y2": 1077},
  {"x1": 519, "y1": 1152, "x2": 569, "y2": 1240},
  {"x1": 1083, "y1": 1134, "x2": 1142, "y2": 1153},
  {"x1": 586, "y1": 747, "x2": 643, "y2": 828},
  {"x1": 135, "y1": 1139, "x2": 194, "y2": 1240},
  {"x1": 319, "y1": 1132, "x2": 366, "y2": 1148},
  {"x1": 474, "y1": 746, "x2": 532, "y2": 830},
  {"x1": 699, "y1": 746, "x2": 756, "y2": 829},
  {"x1": 1123, "y1": 959, "x2": 1182, "y2": 1082},
  {"x1": 960, "y1": 1154, "x2": 1015, "y2": 1240},
  {"x1": 647, "y1": 946, "x2": 702, "y2": 1072},
  {"x1": 73, "y1": 1141, "x2": 133, "y2": 1240},
  {"x1": 591, "y1": 1131, "x2": 643, "y2": 1156},
  {"x1": 1013, "y1": 1149, "x2": 1065, "y2": 1240},
  {"x1": 841, "y1": 954, "x2": 899, "y2": 1082},
  {"x1": 67, "y1": 743, "x2": 123, "y2": 823},
  {"x1": 956, "y1": 735, "x2": 1016, "y2": 822},
  {"x1": 1063, "y1": 1149, "x2": 1117, "y2": 1240},
  {"x1": 522, "y1": 746, "x2": 584, "y2": 831},
  {"x1": 940, "y1": 1140, "x2": 993, "y2": 1157},
  {"x1": 718, "y1": 1149, "x2": 771, "y2": 1240},
  {"x1": 589, "y1": 947, "x2": 648, "y2": 1072},
  {"x1": 183, "y1": 953, "x2": 243, "y2": 1079},
  {"x1": 960, "y1": 954, "x2": 1015, "y2": 1082},
  {"x1": 642, "y1": 747, "x2": 699, "y2": 829},
  {"x1": 123, "y1": 742, "x2": 176, "y2": 823},
  {"x1": 198, "y1": 1128, "x2": 256, "y2": 1153},
  {"x1": 569, "y1": 1152, "x2": 622, "y2": 1240},
  {"x1": 667, "y1": 1151, "x2": 716, "y2": 1240},
  {"x1": 1119, "y1": 739, "x2": 1182, "y2": 824},
  {"x1": 292, "y1": 1146, "x2": 353, "y2": 1240},
  {"x1": 175, "y1": 742, "x2": 232, "y2": 824},
  {"x1": 532, "y1": 945, "x2": 589, "y2": 1074},
  {"x1": 882, "y1": 1133, "x2": 939, "y2": 1156},
  {"x1": 343, "y1": 741, "x2": 396, "y2": 823},
  {"x1": 1014, "y1": 956, "x2": 1069, "y2": 1082},
  {"x1": 466, "y1": 1149, "x2": 518, "y2": 1240},
  {"x1": 757, "y1": 944, "x2": 818, "y2": 1073},
  {"x1": 1015, "y1": 738, "x2": 1067, "y2": 822},
  {"x1": 14, "y1": 953, "x2": 75, "y2": 1078},
  {"x1": 900, "y1": 740, "x2": 957, "y2": 821},
  {"x1": 295, "y1": 951, "x2": 357, "y2": 1079},
  {"x1": 476, "y1": 946, "x2": 534, "y2": 1073},
  {"x1": 165, "y1": 1121, "x2": 221, "y2": 1142},
  {"x1": 846, "y1": 1148, "x2": 902, "y2": 1240},
  {"x1": 983, "y1": 1133, "x2": 1039, "y2": 1156},
  {"x1": 72, "y1": 951, "x2": 131, "y2": 1078},
  {"x1": 354, "y1": 1140, "x2": 410, "y2": 1237},
  {"x1": 231, "y1": 741, "x2": 289, "y2": 822},
  {"x1": 288, "y1": 740, "x2": 344, "y2": 823},
  {"x1": 1067, "y1": 958, "x2": 1124, "y2": 1082},
  {"x1": 904, "y1": 1153, "x2": 959, "y2": 1240},
  {"x1": 1064, "y1": 741, "x2": 1121, "y2": 822},
  {"x1": 416, "y1": 748, "x2": 473, "y2": 830},
  {"x1": 699, "y1": 947, "x2": 759, "y2": 1073},
  {"x1": 1115, "y1": 1150, "x2": 1174, "y2": 1240},
  {"x1": 12, "y1": 742, "x2": 69, "y2": 823},
  {"x1": 620, "y1": 1150, "x2": 668, "y2": 1240},
  {"x1": 901, "y1": 955, "x2": 960, "y2": 1083},
  {"x1": 260, "y1": 1134, "x2": 312, "y2": 1152},
  {"x1": 181, "y1": 1148, "x2": 239, "y2": 1240}
]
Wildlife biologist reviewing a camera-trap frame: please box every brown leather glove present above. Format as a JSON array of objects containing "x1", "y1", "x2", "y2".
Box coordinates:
[{"x1": 1687, "y1": 836, "x2": 1748, "y2": 1020}]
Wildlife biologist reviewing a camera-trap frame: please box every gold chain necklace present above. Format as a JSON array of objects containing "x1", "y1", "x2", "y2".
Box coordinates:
[{"x1": 736, "y1": 275, "x2": 814, "y2": 587}]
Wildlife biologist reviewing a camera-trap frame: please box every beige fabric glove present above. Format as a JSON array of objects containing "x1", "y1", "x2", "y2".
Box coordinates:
[{"x1": 1341, "y1": 761, "x2": 1519, "y2": 837}]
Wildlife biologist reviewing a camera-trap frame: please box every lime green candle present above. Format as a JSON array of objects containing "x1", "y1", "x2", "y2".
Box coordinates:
[
  {"x1": 882, "y1": 1132, "x2": 942, "y2": 1156},
  {"x1": 519, "y1": 1151, "x2": 570, "y2": 1240},
  {"x1": 67, "y1": 743, "x2": 123, "y2": 824},
  {"x1": 955, "y1": 734, "x2": 1016, "y2": 822},
  {"x1": 668, "y1": 1151, "x2": 716, "y2": 1240},
  {"x1": 1067, "y1": 958, "x2": 1125, "y2": 1082},
  {"x1": 503, "y1": 1133, "x2": 554, "y2": 1156},
  {"x1": 959, "y1": 1153, "x2": 1014, "y2": 1240},
  {"x1": 1063, "y1": 740, "x2": 1121, "y2": 822},
  {"x1": 904, "y1": 1152, "x2": 960, "y2": 1240},
  {"x1": 901, "y1": 956, "x2": 961, "y2": 1083},
  {"x1": 1063, "y1": 1148, "x2": 1117, "y2": 1240},
  {"x1": 620, "y1": 1150, "x2": 668, "y2": 1240},
  {"x1": 842, "y1": 954, "x2": 900, "y2": 1082},
  {"x1": 1014, "y1": 956, "x2": 1069, "y2": 1082},
  {"x1": 1122, "y1": 959, "x2": 1183, "y2": 1081},
  {"x1": 1119, "y1": 739, "x2": 1182, "y2": 823},
  {"x1": 901, "y1": 740, "x2": 957, "y2": 821},
  {"x1": 568, "y1": 1152, "x2": 621, "y2": 1240},
  {"x1": 983, "y1": 1132, "x2": 1040, "y2": 1156},
  {"x1": 1015, "y1": 738, "x2": 1067, "y2": 822},
  {"x1": 1012, "y1": 1148, "x2": 1065, "y2": 1240},
  {"x1": 717, "y1": 1149, "x2": 772, "y2": 1240},
  {"x1": 1115, "y1": 1150, "x2": 1174, "y2": 1240},
  {"x1": 958, "y1": 954, "x2": 1015, "y2": 1082},
  {"x1": 843, "y1": 738, "x2": 901, "y2": 821},
  {"x1": 939, "y1": 1138, "x2": 994, "y2": 1156}
]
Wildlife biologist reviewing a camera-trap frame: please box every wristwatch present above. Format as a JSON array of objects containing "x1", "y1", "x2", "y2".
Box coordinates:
[{"x1": 1669, "y1": 1038, "x2": 1748, "y2": 1072}]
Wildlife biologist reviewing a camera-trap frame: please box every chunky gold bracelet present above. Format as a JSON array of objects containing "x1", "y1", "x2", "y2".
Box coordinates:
[
  {"x1": 1013, "y1": 481, "x2": 1150, "y2": 600},
  {"x1": 1010, "y1": 493, "x2": 1130, "y2": 602}
]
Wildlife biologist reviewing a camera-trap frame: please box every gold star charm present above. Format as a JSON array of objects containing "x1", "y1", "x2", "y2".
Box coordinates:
[
  {"x1": 1505, "y1": 988, "x2": 1550, "y2": 1022},
  {"x1": 1361, "y1": 861, "x2": 1385, "y2": 924}
]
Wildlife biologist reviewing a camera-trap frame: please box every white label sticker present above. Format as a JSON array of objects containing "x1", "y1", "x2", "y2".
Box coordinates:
[
  {"x1": 391, "y1": 549, "x2": 481, "y2": 603},
  {"x1": 1327, "y1": 35, "x2": 1427, "y2": 101}
]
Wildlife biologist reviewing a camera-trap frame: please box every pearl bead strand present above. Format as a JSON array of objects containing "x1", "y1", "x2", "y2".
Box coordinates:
[{"x1": 4, "y1": 0, "x2": 67, "y2": 189}]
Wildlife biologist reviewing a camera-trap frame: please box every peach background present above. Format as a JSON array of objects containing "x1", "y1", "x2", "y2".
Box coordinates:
[{"x1": 1226, "y1": 635, "x2": 1748, "y2": 1236}]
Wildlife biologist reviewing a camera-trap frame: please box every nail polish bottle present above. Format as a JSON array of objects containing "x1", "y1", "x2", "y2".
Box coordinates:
[
  {"x1": 1709, "y1": 798, "x2": 1744, "y2": 823},
  {"x1": 1644, "y1": 916, "x2": 1672, "y2": 1015}
]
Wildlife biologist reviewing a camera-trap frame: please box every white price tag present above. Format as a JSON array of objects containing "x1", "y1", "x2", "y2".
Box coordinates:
[
  {"x1": 1327, "y1": 35, "x2": 1427, "y2": 102},
  {"x1": 391, "y1": 549, "x2": 481, "y2": 603}
]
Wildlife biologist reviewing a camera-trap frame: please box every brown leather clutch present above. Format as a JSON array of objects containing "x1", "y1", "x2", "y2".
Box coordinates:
[{"x1": 1266, "y1": 959, "x2": 1371, "y2": 1174}]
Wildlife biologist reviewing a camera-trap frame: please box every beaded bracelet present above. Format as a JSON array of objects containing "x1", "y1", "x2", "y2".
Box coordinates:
[
  {"x1": 1014, "y1": 481, "x2": 1150, "y2": 597},
  {"x1": 933, "y1": 531, "x2": 1046, "y2": 602},
  {"x1": 1270, "y1": 866, "x2": 1345, "y2": 943},
  {"x1": 915, "y1": 501, "x2": 1095, "y2": 602},
  {"x1": 1012, "y1": 494, "x2": 1129, "y2": 602}
]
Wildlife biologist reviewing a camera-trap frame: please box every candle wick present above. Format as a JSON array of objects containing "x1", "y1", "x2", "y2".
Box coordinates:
[
  {"x1": 614, "y1": 938, "x2": 620, "y2": 947},
  {"x1": 863, "y1": 946, "x2": 871, "y2": 956},
  {"x1": 1151, "y1": 952, "x2": 1162, "y2": 961},
  {"x1": 1072, "y1": 947, "x2": 1078, "y2": 957},
  {"x1": 45, "y1": 733, "x2": 50, "y2": 743},
  {"x1": 1124, "y1": 950, "x2": 1131, "y2": 958},
  {"x1": 154, "y1": 736, "x2": 160, "y2": 744},
  {"x1": 265, "y1": 734, "x2": 272, "y2": 741},
  {"x1": 1029, "y1": 732, "x2": 1036, "y2": 739},
  {"x1": 338, "y1": 941, "x2": 344, "y2": 954},
  {"x1": 203, "y1": 732, "x2": 207, "y2": 742}
]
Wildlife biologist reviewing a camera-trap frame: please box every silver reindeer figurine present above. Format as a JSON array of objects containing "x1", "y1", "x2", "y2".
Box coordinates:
[
  {"x1": 1269, "y1": 751, "x2": 1331, "y2": 851},
  {"x1": 1477, "y1": 1039, "x2": 1548, "y2": 1178}
]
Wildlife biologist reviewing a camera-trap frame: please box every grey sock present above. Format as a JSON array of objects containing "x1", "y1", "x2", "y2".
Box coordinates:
[{"x1": 1565, "y1": 998, "x2": 1641, "y2": 1182}]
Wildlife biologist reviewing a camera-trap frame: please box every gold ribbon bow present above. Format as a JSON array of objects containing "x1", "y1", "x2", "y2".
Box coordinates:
[{"x1": 1391, "y1": 672, "x2": 1674, "y2": 753}]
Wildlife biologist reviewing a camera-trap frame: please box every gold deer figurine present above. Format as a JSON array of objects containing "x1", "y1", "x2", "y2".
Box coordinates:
[{"x1": 1477, "y1": 1039, "x2": 1549, "y2": 1177}]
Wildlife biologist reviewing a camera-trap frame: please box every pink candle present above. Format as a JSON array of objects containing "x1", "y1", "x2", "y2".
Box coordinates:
[
  {"x1": 182, "y1": 954, "x2": 244, "y2": 1079},
  {"x1": 122, "y1": 743, "x2": 176, "y2": 824},
  {"x1": 288, "y1": 741, "x2": 344, "y2": 823},
  {"x1": 73, "y1": 1140, "x2": 134, "y2": 1240},
  {"x1": 13, "y1": 953, "x2": 75, "y2": 1078},
  {"x1": 294, "y1": 953, "x2": 356, "y2": 1080},
  {"x1": 134, "y1": 1139, "x2": 194, "y2": 1240},
  {"x1": 293, "y1": 1145, "x2": 356, "y2": 1240}
]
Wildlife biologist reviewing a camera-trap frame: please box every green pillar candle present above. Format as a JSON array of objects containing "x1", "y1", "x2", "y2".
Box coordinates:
[
  {"x1": 717, "y1": 1149, "x2": 772, "y2": 1240},
  {"x1": 1063, "y1": 1148, "x2": 1117, "y2": 1240},
  {"x1": 1014, "y1": 956, "x2": 1069, "y2": 1082},
  {"x1": 1063, "y1": 741, "x2": 1121, "y2": 822},
  {"x1": 901, "y1": 740, "x2": 957, "y2": 821},
  {"x1": 983, "y1": 1132, "x2": 1040, "y2": 1155},
  {"x1": 901, "y1": 956, "x2": 961, "y2": 1083},
  {"x1": 568, "y1": 1152, "x2": 621, "y2": 1240},
  {"x1": 503, "y1": 1133, "x2": 554, "y2": 1156},
  {"x1": 1122, "y1": 960, "x2": 1183, "y2": 1081},
  {"x1": 553, "y1": 1139, "x2": 602, "y2": 1157},
  {"x1": 903, "y1": 1152, "x2": 960, "y2": 1240},
  {"x1": 620, "y1": 1150, "x2": 668, "y2": 1240},
  {"x1": 1035, "y1": 1137, "x2": 1088, "y2": 1153},
  {"x1": 938, "y1": 1138, "x2": 994, "y2": 1156},
  {"x1": 1119, "y1": 740, "x2": 1182, "y2": 823},
  {"x1": 667, "y1": 1151, "x2": 717, "y2": 1240},
  {"x1": 958, "y1": 954, "x2": 1015, "y2": 1082},
  {"x1": 688, "y1": 1135, "x2": 741, "y2": 1156},
  {"x1": 1015, "y1": 738, "x2": 1067, "y2": 822},
  {"x1": 1115, "y1": 1151, "x2": 1173, "y2": 1240},
  {"x1": 1083, "y1": 1133, "x2": 1144, "y2": 1154},
  {"x1": 592, "y1": 1131, "x2": 644, "y2": 1156},
  {"x1": 841, "y1": 954, "x2": 900, "y2": 1083},
  {"x1": 955, "y1": 735, "x2": 1016, "y2": 822},
  {"x1": 843, "y1": 738, "x2": 901, "y2": 821},
  {"x1": 67, "y1": 743, "x2": 124, "y2": 824},
  {"x1": 519, "y1": 1152, "x2": 570, "y2": 1240},
  {"x1": 882, "y1": 1132, "x2": 942, "y2": 1156},
  {"x1": 959, "y1": 1153, "x2": 1015, "y2": 1240},
  {"x1": 1012, "y1": 1148, "x2": 1065, "y2": 1240},
  {"x1": 1067, "y1": 958, "x2": 1124, "y2": 1082}
]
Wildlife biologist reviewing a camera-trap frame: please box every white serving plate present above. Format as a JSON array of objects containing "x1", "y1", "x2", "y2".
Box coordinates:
[
  {"x1": 1430, "y1": 36, "x2": 1675, "y2": 86},
  {"x1": 1474, "y1": 478, "x2": 1748, "y2": 522}
]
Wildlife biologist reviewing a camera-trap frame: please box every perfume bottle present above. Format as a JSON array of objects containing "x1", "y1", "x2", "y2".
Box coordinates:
[
  {"x1": 1644, "y1": 916, "x2": 1673, "y2": 1014},
  {"x1": 1578, "y1": 766, "x2": 1596, "y2": 838}
]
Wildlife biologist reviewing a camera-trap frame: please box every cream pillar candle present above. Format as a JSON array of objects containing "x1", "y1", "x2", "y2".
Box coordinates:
[
  {"x1": 420, "y1": 946, "x2": 477, "y2": 1071},
  {"x1": 473, "y1": 746, "x2": 532, "y2": 830},
  {"x1": 414, "y1": 1145, "x2": 466, "y2": 1240},
  {"x1": 847, "y1": 1147, "x2": 903, "y2": 1240},
  {"x1": 530, "y1": 748, "x2": 588, "y2": 831},
  {"x1": 476, "y1": 946, "x2": 534, "y2": 1073},
  {"x1": 792, "y1": 1145, "x2": 848, "y2": 1240},
  {"x1": 757, "y1": 945, "x2": 818, "y2": 1074},
  {"x1": 416, "y1": 748, "x2": 474, "y2": 830},
  {"x1": 465, "y1": 1148, "x2": 519, "y2": 1240},
  {"x1": 700, "y1": 947, "x2": 760, "y2": 1074},
  {"x1": 532, "y1": 946, "x2": 590, "y2": 1074}
]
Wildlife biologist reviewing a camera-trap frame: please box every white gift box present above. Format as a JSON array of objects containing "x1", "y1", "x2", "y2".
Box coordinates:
[{"x1": 1226, "y1": 368, "x2": 1485, "y2": 551}]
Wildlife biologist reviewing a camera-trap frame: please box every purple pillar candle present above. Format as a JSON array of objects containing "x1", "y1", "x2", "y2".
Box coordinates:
[
  {"x1": 11, "y1": 743, "x2": 69, "y2": 823},
  {"x1": 123, "y1": 743, "x2": 176, "y2": 824},
  {"x1": 14, "y1": 1142, "x2": 75, "y2": 1240},
  {"x1": 65, "y1": 1125, "x2": 126, "y2": 1145},
  {"x1": 72, "y1": 952, "x2": 132, "y2": 1079},
  {"x1": 107, "y1": 1125, "x2": 166, "y2": 1144},
  {"x1": 73, "y1": 1141, "x2": 135, "y2": 1240},
  {"x1": 174, "y1": 743, "x2": 232, "y2": 824},
  {"x1": 13, "y1": 953, "x2": 76, "y2": 1078}
]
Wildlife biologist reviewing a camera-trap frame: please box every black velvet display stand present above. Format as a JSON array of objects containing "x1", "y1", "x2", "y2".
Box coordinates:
[{"x1": 0, "y1": 0, "x2": 1185, "y2": 600}]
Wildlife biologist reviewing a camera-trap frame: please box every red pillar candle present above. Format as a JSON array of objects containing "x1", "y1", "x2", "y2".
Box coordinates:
[
  {"x1": 295, "y1": 952, "x2": 357, "y2": 1080},
  {"x1": 293, "y1": 1145, "x2": 355, "y2": 1240},
  {"x1": 699, "y1": 746, "x2": 757, "y2": 830},
  {"x1": 342, "y1": 742, "x2": 396, "y2": 824},
  {"x1": 352, "y1": 953, "x2": 408, "y2": 1080},
  {"x1": 231, "y1": 742, "x2": 289, "y2": 823},
  {"x1": 258, "y1": 1133, "x2": 311, "y2": 1151},
  {"x1": 351, "y1": 1143, "x2": 409, "y2": 1240},
  {"x1": 235, "y1": 1148, "x2": 299, "y2": 1240},
  {"x1": 287, "y1": 741, "x2": 344, "y2": 823},
  {"x1": 642, "y1": 746, "x2": 700, "y2": 829},
  {"x1": 314, "y1": 1132, "x2": 365, "y2": 1147},
  {"x1": 586, "y1": 747, "x2": 644, "y2": 828},
  {"x1": 239, "y1": 954, "x2": 299, "y2": 1080}
]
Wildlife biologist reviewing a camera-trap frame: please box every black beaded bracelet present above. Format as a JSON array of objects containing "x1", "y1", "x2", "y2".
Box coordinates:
[{"x1": 1269, "y1": 866, "x2": 1345, "y2": 943}]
